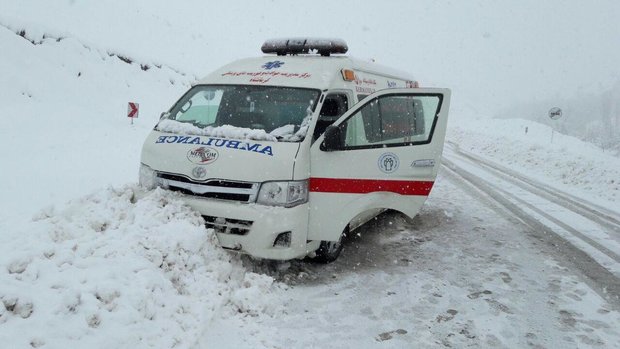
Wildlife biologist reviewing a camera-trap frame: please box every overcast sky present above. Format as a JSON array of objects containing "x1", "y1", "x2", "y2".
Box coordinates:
[{"x1": 3, "y1": 0, "x2": 619, "y2": 116}]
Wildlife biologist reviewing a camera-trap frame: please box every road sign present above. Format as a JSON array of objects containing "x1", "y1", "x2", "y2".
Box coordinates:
[
  {"x1": 128, "y1": 102, "x2": 139, "y2": 118},
  {"x1": 547, "y1": 107, "x2": 563, "y2": 143},
  {"x1": 548, "y1": 107, "x2": 562, "y2": 120}
]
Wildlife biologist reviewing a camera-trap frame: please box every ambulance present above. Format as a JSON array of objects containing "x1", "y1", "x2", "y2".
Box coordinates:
[{"x1": 139, "y1": 38, "x2": 451, "y2": 262}]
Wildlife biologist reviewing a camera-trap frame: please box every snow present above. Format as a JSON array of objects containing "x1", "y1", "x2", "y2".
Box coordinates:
[
  {"x1": 1, "y1": 187, "x2": 286, "y2": 348},
  {"x1": 155, "y1": 117, "x2": 312, "y2": 143},
  {"x1": 1, "y1": 1, "x2": 620, "y2": 348},
  {"x1": 0, "y1": 22, "x2": 192, "y2": 226},
  {"x1": 156, "y1": 119, "x2": 278, "y2": 142},
  {"x1": 448, "y1": 117, "x2": 620, "y2": 211}
]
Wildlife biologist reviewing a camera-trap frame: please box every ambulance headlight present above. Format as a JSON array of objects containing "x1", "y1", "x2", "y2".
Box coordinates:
[
  {"x1": 257, "y1": 180, "x2": 308, "y2": 207},
  {"x1": 139, "y1": 163, "x2": 158, "y2": 190}
]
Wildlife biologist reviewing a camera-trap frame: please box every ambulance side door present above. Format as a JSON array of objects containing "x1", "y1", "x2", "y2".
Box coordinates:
[{"x1": 308, "y1": 88, "x2": 451, "y2": 241}]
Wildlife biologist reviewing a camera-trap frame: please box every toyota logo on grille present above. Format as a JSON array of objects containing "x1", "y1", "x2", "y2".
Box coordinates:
[{"x1": 192, "y1": 166, "x2": 207, "y2": 179}]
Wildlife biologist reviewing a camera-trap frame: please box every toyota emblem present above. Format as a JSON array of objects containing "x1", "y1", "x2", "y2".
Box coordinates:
[{"x1": 192, "y1": 166, "x2": 207, "y2": 179}]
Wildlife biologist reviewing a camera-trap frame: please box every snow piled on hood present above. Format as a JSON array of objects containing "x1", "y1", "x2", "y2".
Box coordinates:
[
  {"x1": 0, "y1": 187, "x2": 287, "y2": 348},
  {"x1": 156, "y1": 107, "x2": 314, "y2": 143},
  {"x1": 157, "y1": 119, "x2": 278, "y2": 142}
]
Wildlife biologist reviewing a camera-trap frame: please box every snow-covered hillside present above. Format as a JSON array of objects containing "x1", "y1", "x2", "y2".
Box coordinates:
[
  {"x1": 2, "y1": 1, "x2": 620, "y2": 348},
  {"x1": 494, "y1": 82, "x2": 620, "y2": 154},
  {"x1": 449, "y1": 118, "x2": 620, "y2": 211},
  {"x1": 0, "y1": 22, "x2": 193, "y2": 225}
]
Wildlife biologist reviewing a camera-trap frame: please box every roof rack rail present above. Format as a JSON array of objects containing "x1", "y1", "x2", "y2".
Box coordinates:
[{"x1": 261, "y1": 38, "x2": 348, "y2": 56}]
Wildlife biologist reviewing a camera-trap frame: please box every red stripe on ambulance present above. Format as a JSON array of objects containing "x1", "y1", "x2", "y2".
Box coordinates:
[{"x1": 309, "y1": 178, "x2": 434, "y2": 196}]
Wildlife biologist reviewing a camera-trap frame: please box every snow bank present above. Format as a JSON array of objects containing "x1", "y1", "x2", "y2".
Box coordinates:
[
  {"x1": 448, "y1": 118, "x2": 620, "y2": 210},
  {"x1": 0, "y1": 187, "x2": 286, "y2": 348}
]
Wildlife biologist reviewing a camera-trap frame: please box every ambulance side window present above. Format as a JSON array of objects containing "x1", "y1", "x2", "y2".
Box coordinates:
[
  {"x1": 341, "y1": 94, "x2": 441, "y2": 148},
  {"x1": 313, "y1": 94, "x2": 349, "y2": 141}
]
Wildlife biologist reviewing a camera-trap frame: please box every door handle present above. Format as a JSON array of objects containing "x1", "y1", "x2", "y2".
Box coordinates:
[{"x1": 411, "y1": 159, "x2": 435, "y2": 167}]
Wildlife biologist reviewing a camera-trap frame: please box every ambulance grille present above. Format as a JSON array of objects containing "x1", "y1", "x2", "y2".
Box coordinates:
[
  {"x1": 203, "y1": 215, "x2": 253, "y2": 235},
  {"x1": 156, "y1": 173, "x2": 259, "y2": 203}
]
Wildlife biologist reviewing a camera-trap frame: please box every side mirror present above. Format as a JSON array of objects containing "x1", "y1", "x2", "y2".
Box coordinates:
[{"x1": 321, "y1": 125, "x2": 343, "y2": 151}]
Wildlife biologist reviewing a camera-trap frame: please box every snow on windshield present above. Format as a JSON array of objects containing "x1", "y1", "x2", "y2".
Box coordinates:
[
  {"x1": 160, "y1": 85, "x2": 319, "y2": 142},
  {"x1": 157, "y1": 102, "x2": 314, "y2": 142},
  {"x1": 157, "y1": 119, "x2": 278, "y2": 142}
]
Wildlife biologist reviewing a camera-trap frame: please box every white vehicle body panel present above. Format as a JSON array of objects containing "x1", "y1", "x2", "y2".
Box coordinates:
[
  {"x1": 141, "y1": 133, "x2": 299, "y2": 182},
  {"x1": 307, "y1": 88, "x2": 450, "y2": 241},
  {"x1": 200, "y1": 56, "x2": 415, "y2": 91}
]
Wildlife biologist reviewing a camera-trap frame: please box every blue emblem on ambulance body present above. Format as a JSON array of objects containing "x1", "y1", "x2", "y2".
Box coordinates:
[{"x1": 262, "y1": 61, "x2": 285, "y2": 70}]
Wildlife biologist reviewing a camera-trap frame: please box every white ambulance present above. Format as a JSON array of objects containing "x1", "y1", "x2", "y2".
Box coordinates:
[{"x1": 139, "y1": 38, "x2": 451, "y2": 262}]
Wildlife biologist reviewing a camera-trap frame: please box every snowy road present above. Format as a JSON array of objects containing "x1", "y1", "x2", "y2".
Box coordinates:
[
  {"x1": 443, "y1": 142, "x2": 620, "y2": 305},
  {"x1": 222, "y1": 149, "x2": 620, "y2": 348}
]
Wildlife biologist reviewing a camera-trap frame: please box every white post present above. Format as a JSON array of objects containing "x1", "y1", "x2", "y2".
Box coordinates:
[{"x1": 550, "y1": 129, "x2": 554, "y2": 143}]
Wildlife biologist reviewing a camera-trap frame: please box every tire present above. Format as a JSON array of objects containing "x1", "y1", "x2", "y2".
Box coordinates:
[{"x1": 313, "y1": 226, "x2": 348, "y2": 263}]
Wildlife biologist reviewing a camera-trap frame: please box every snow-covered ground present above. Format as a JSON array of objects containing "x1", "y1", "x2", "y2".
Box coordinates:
[
  {"x1": 0, "y1": 187, "x2": 287, "y2": 348},
  {"x1": 0, "y1": 22, "x2": 193, "y2": 226},
  {"x1": 3, "y1": 162, "x2": 620, "y2": 348},
  {"x1": 2, "y1": 1, "x2": 620, "y2": 348},
  {"x1": 448, "y1": 118, "x2": 620, "y2": 212}
]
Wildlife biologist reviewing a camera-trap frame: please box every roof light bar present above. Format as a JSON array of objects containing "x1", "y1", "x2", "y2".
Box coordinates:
[{"x1": 261, "y1": 38, "x2": 348, "y2": 56}]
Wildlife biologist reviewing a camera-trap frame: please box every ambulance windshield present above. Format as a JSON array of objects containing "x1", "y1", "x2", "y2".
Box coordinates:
[{"x1": 159, "y1": 85, "x2": 320, "y2": 142}]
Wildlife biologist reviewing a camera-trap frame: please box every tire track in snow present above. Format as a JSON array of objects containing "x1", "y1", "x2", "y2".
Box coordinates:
[
  {"x1": 444, "y1": 145, "x2": 620, "y2": 265},
  {"x1": 446, "y1": 141, "x2": 620, "y2": 233},
  {"x1": 444, "y1": 142, "x2": 620, "y2": 262},
  {"x1": 440, "y1": 154, "x2": 620, "y2": 308}
]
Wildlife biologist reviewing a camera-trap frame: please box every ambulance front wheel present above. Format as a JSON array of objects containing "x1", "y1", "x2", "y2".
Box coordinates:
[{"x1": 314, "y1": 226, "x2": 348, "y2": 263}]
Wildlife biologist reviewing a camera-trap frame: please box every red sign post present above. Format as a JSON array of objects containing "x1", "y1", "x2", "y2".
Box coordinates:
[{"x1": 128, "y1": 102, "x2": 139, "y2": 124}]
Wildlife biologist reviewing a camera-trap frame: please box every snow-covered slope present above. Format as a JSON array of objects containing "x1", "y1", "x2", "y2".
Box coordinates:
[
  {"x1": 448, "y1": 117, "x2": 620, "y2": 212},
  {"x1": 0, "y1": 23, "x2": 192, "y2": 224}
]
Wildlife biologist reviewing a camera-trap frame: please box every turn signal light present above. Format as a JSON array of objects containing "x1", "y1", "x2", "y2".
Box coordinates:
[{"x1": 341, "y1": 69, "x2": 356, "y2": 81}]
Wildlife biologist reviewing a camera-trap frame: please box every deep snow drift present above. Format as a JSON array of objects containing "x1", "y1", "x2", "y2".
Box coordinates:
[{"x1": 0, "y1": 187, "x2": 286, "y2": 348}]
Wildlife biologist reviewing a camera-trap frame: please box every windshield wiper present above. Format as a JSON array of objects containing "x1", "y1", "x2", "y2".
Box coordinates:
[{"x1": 192, "y1": 121, "x2": 215, "y2": 128}]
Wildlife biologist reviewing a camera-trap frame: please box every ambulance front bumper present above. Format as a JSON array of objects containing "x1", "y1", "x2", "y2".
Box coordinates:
[{"x1": 182, "y1": 195, "x2": 312, "y2": 260}]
